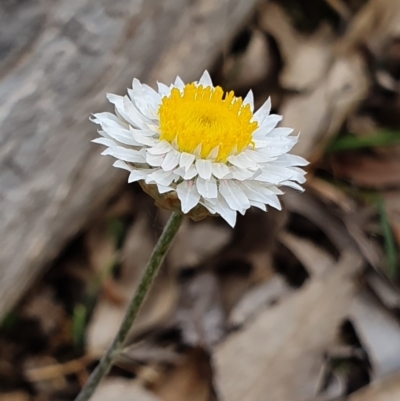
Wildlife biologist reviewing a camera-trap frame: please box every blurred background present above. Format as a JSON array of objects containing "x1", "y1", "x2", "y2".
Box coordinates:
[{"x1": 1, "y1": 0, "x2": 400, "y2": 400}]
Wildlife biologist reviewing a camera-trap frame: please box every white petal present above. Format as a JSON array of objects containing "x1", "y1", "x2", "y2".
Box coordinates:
[
  {"x1": 284, "y1": 167, "x2": 307, "y2": 184},
  {"x1": 266, "y1": 127, "x2": 294, "y2": 137},
  {"x1": 106, "y1": 94, "x2": 146, "y2": 130},
  {"x1": 130, "y1": 130, "x2": 158, "y2": 146},
  {"x1": 256, "y1": 165, "x2": 299, "y2": 185},
  {"x1": 219, "y1": 180, "x2": 250, "y2": 211},
  {"x1": 196, "y1": 176, "x2": 217, "y2": 199},
  {"x1": 157, "y1": 82, "x2": 171, "y2": 97},
  {"x1": 229, "y1": 166, "x2": 256, "y2": 181},
  {"x1": 253, "y1": 97, "x2": 271, "y2": 124},
  {"x1": 201, "y1": 201, "x2": 217, "y2": 215},
  {"x1": 207, "y1": 146, "x2": 220, "y2": 161},
  {"x1": 240, "y1": 181, "x2": 282, "y2": 209},
  {"x1": 249, "y1": 200, "x2": 266, "y2": 211},
  {"x1": 280, "y1": 180, "x2": 304, "y2": 191},
  {"x1": 252, "y1": 122, "x2": 288, "y2": 141},
  {"x1": 259, "y1": 114, "x2": 282, "y2": 132},
  {"x1": 193, "y1": 143, "x2": 202, "y2": 157},
  {"x1": 146, "y1": 169, "x2": 176, "y2": 186},
  {"x1": 113, "y1": 160, "x2": 132, "y2": 172},
  {"x1": 128, "y1": 169, "x2": 153, "y2": 183},
  {"x1": 195, "y1": 159, "x2": 212, "y2": 180},
  {"x1": 129, "y1": 79, "x2": 161, "y2": 112},
  {"x1": 147, "y1": 140, "x2": 172, "y2": 155},
  {"x1": 179, "y1": 152, "x2": 195, "y2": 170},
  {"x1": 173, "y1": 166, "x2": 185, "y2": 177},
  {"x1": 198, "y1": 70, "x2": 213, "y2": 87},
  {"x1": 253, "y1": 136, "x2": 297, "y2": 149},
  {"x1": 123, "y1": 96, "x2": 151, "y2": 129},
  {"x1": 184, "y1": 165, "x2": 198, "y2": 180},
  {"x1": 177, "y1": 180, "x2": 201, "y2": 213},
  {"x1": 102, "y1": 147, "x2": 145, "y2": 163},
  {"x1": 146, "y1": 152, "x2": 165, "y2": 167},
  {"x1": 102, "y1": 124, "x2": 142, "y2": 146},
  {"x1": 251, "y1": 140, "x2": 297, "y2": 158},
  {"x1": 205, "y1": 196, "x2": 237, "y2": 227},
  {"x1": 161, "y1": 149, "x2": 180, "y2": 171},
  {"x1": 245, "y1": 149, "x2": 276, "y2": 163},
  {"x1": 92, "y1": 137, "x2": 118, "y2": 148},
  {"x1": 227, "y1": 153, "x2": 258, "y2": 170},
  {"x1": 212, "y1": 163, "x2": 230, "y2": 179},
  {"x1": 157, "y1": 184, "x2": 174, "y2": 194},
  {"x1": 130, "y1": 97, "x2": 157, "y2": 120},
  {"x1": 243, "y1": 90, "x2": 254, "y2": 112},
  {"x1": 92, "y1": 112, "x2": 128, "y2": 129},
  {"x1": 272, "y1": 154, "x2": 309, "y2": 167},
  {"x1": 130, "y1": 128, "x2": 157, "y2": 137},
  {"x1": 106, "y1": 94, "x2": 127, "y2": 116},
  {"x1": 174, "y1": 76, "x2": 185, "y2": 90}
]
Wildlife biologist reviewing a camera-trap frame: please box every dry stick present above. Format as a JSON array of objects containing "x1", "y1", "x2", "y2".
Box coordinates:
[{"x1": 75, "y1": 211, "x2": 184, "y2": 401}]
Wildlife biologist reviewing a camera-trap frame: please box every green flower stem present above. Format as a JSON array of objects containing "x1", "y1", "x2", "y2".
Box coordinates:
[{"x1": 75, "y1": 211, "x2": 184, "y2": 401}]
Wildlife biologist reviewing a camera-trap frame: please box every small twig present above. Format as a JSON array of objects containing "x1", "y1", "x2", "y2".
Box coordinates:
[
  {"x1": 324, "y1": 0, "x2": 352, "y2": 20},
  {"x1": 26, "y1": 354, "x2": 97, "y2": 382}
]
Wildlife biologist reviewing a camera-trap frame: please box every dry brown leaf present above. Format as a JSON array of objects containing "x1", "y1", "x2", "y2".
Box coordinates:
[
  {"x1": 151, "y1": 348, "x2": 215, "y2": 401},
  {"x1": 279, "y1": 231, "x2": 336, "y2": 277},
  {"x1": 349, "y1": 289, "x2": 400, "y2": 379},
  {"x1": 21, "y1": 287, "x2": 65, "y2": 336},
  {"x1": 91, "y1": 378, "x2": 161, "y2": 401},
  {"x1": 343, "y1": 212, "x2": 385, "y2": 271},
  {"x1": 332, "y1": 155, "x2": 400, "y2": 188},
  {"x1": 259, "y1": 2, "x2": 369, "y2": 159},
  {"x1": 307, "y1": 178, "x2": 357, "y2": 213},
  {"x1": 282, "y1": 52, "x2": 369, "y2": 159},
  {"x1": 215, "y1": 252, "x2": 363, "y2": 401},
  {"x1": 165, "y1": 216, "x2": 231, "y2": 273},
  {"x1": 85, "y1": 221, "x2": 117, "y2": 276},
  {"x1": 283, "y1": 190, "x2": 357, "y2": 253},
  {"x1": 174, "y1": 271, "x2": 226, "y2": 348},
  {"x1": 338, "y1": 0, "x2": 400, "y2": 56},
  {"x1": 338, "y1": 372, "x2": 400, "y2": 401},
  {"x1": 366, "y1": 270, "x2": 400, "y2": 310},
  {"x1": 224, "y1": 28, "x2": 273, "y2": 91},
  {"x1": 0, "y1": 393, "x2": 28, "y2": 401},
  {"x1": 228, "y1": 275, "x2": 292, "y2": 327},
  {"x1": 259, "y1": 3, "x2": 334, "y2": 92}
]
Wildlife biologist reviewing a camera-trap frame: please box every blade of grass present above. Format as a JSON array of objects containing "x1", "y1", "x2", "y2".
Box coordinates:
[
  {"x1": 73, "y1": 304, "x2": 87, "y2": 350},
  {"x1": 72, "y1": 217, "x2": 126, "y2": 350},
  {"x1": 377, "y1": 198, "x2": 398, "y2": 280},
  {"x1": 327, "y1": 130, "x2": 400, "y2": 153},
  {"x1": 0, "y1": 311, "x2": 18, "y2": 333}
]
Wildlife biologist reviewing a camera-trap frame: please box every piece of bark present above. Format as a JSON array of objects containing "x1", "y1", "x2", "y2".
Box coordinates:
[
  {"x1": 214, "y1": 252, "x2": 363, "y2": 401},
  {"x1": 0, "y1": 0, "x2": 263, "y2": 317}
]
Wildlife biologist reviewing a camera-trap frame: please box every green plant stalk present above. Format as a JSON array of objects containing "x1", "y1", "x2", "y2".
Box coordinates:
[
  {"x1": 75, "y1": 211, "x2": 184, "y2": 401},
  {"x1": 377, "y1": 199, "x2": 398, "y2": 279}
]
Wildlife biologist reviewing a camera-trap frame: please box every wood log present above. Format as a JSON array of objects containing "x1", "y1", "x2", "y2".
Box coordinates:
[{"x1": 0, "y1": 0, "x2": 262, "y2": 317}]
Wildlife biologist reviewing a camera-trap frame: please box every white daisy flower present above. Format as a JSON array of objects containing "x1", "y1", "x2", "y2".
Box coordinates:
[{"x1": 91, "y1": 71, "x2": 307, "y2": 227}]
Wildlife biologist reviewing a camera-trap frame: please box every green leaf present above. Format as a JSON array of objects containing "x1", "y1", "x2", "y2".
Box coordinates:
[{"x1": 327, "y1": 130, "x2": 400, "y2": 153}]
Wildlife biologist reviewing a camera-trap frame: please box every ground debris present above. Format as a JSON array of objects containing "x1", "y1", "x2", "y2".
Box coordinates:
[{"x1": 2, "y1": 0, "x2": 400, "y2": 400}]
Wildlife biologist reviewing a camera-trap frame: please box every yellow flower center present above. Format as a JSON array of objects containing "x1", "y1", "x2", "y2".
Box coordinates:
[{"x1": 158, "y1": 83, "x2": 258, "y2": 162}]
